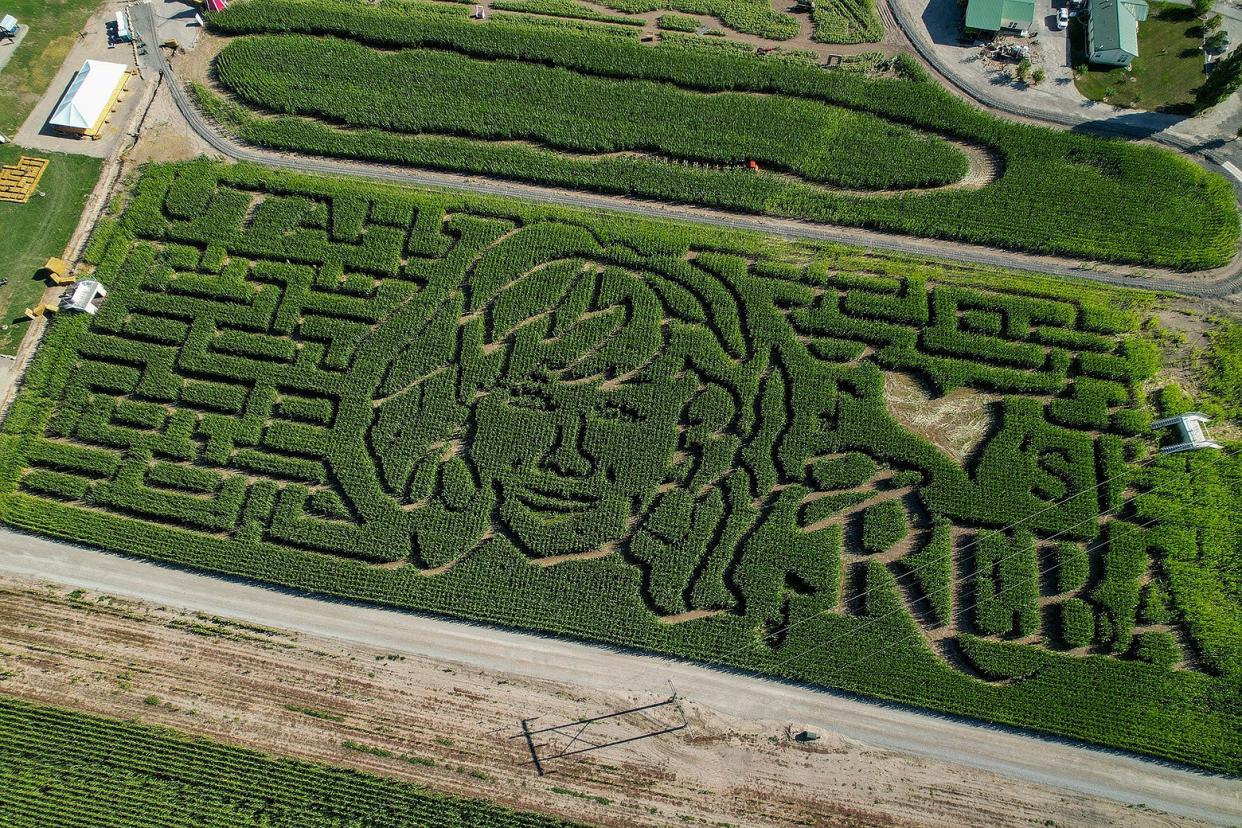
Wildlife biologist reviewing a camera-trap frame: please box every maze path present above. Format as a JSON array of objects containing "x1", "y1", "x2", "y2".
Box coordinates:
[{"x1": 6, "y1": 163, "x2": 1192, "y2": 685}]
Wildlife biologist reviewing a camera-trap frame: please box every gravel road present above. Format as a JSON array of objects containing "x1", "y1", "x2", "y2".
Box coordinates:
[{"x1": 0, "y1": 529, "x2": 1237, "y2": 825}]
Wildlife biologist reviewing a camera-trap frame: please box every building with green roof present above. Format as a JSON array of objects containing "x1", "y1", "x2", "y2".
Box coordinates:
[
  {"x1": 1087, "y1": 0, "x2": 1148, "y2": 66},
  {"x1": 965, "y1": 0, "x2": 1036, "y2": 33}
]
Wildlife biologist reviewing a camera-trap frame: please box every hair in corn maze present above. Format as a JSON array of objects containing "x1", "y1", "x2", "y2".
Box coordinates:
[{"x1": 345, "y1": 222, "x2": 1088, "y2": 645}]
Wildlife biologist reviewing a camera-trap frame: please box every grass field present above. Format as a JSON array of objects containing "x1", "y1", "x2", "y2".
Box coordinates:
[
  {"x1": 0, "y1": 145, "x2": 101, "y2": 355},
  {"x1": 200, "y1": 0, "x2": 1238, "y2": 269},
  {"x1": 0, "y1": 694, "x2": 585, "y2": 827},
  {"x1": 1072, "y1": 3, "x2": 1204, "y2": 113},
  {"x1": 1, "y1": 159, "x2": 1238, "y2": 773},
  {"x1": 0, "y1": 0, "x2": 104, "y2": 135}
]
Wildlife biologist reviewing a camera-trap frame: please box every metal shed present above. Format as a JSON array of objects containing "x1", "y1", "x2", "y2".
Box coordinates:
[
  {"x1": 965, "y1": 0, "x2": 1036, "y2": 33},
  {"x1": 49, "y1": 60, "x2": 132, "y2": 139}
]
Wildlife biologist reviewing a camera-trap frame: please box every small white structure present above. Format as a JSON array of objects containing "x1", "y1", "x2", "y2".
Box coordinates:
[
  {"x1": 1151, "y1": 412, "x2": 1223, "y2": 455},
  {"x1": 0, "y1": 15, "x2": 17, "y2": 38},
  {"x1": 62, "y1": 280, "x2": 108, "y2": 315},
  {"x1": 49, "y1": 59, "x2": 131, "y2": 138}
]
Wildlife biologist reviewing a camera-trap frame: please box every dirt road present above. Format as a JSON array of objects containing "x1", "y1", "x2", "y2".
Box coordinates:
[
  {"x1": 0, "y1": 529, "x2": 1237, "y2": 825},
  {"x1": 128, "y1": 4, "x2": 1242, "y2": 299}
]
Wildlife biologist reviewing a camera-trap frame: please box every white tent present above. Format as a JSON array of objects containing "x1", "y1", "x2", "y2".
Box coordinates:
[
  {"x1": 49, "y1": 60, "x2": 129, "y2": 135},
  {"x1": 1151, "y1": 412, "x2": 1223, "y2": 454},
  {"x1": 62, "y1": 280, "x2": 108, "y2": 315}
]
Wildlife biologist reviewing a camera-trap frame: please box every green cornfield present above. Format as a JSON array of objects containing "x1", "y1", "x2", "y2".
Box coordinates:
[
  {"x1": 1, "y1": 160, "x2": 1238, "y2": 773},
  {"x1": 198, "y1": 0, "x2": 1240, "y2": 270},
  {"x1": 0, "y1": 694, "x2": 584, "y2": 827}
]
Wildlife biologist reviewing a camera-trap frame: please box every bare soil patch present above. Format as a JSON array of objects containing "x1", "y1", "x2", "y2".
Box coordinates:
[
  {"x1": 1152, "y1": 303, "x2": 1242, "y2": 441},
  {"x1": 882, "y1": 370, "x2": 999, "y2": 464},
  {"x1": 128, "y1": 79, "x2": 222, "y2": 165}
]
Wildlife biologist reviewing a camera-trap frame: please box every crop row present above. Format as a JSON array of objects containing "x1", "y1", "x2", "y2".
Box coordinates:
[
  {"x1": 214, "y1": 34, "x2": 966, "y2": 191},
  {"x1": 493, "y1": 0, "x2": 647, "y2": 26},
  {"x1": 596, "y1": 0, "x2": 799, "y2": 38},
  {"x1": 0, "y1": 696, "x2": 583, "y2": 827},
  {"x1": 811, "y1": 0, "x2": 883, "y2": 44},
  {"x1": 202, "y1": 0, "x2": 1240, "y2": 269}
]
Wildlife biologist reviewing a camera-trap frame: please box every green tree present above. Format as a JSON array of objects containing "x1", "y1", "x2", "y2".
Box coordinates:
[
  {"x1": 1193, "y1": 0, "x2": 1214, "y2": 17},
  {"x1": 1197, "y1": 47, "x2": 1242, "y2": 111},
  {"x1": 1204, "y1": 12, "x2": 1224, "y2": 33}
]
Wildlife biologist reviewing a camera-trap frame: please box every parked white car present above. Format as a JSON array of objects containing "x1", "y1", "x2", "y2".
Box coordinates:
[{"x1": 1056, "y1": 7, "x2": 1069, "y2": 29}]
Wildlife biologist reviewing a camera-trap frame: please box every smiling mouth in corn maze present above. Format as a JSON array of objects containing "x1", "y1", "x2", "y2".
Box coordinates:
[{"x1": 475, "y1": 375, "x2": 685, "y2": 555}]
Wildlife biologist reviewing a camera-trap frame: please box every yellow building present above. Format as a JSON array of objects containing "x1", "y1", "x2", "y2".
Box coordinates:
[{"x1": 49, "y1": 60, "x2": 132, "y2": 139}]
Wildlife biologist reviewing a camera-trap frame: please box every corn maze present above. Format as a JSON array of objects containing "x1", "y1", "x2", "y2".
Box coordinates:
[
  {"x1": 811, "y1": 0, "x2": 883, "y2": 45},
  {"x1": 0, "y1": 162, "x2": 1238, "y2": 772},
  {"x1": 591, "y1": 0, "x2": 799, "y2": 38},
  {"x1": 197, "y1": 0, "x2": 1240, "y2": 270},
  {"x1": 214, "y1": 33, "x2": 968, "y2": 191}
]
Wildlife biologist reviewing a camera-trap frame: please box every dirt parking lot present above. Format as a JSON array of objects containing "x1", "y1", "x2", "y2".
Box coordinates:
[{"x1": 13, "y1": 0, "x2": 201, "y2": 158}]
